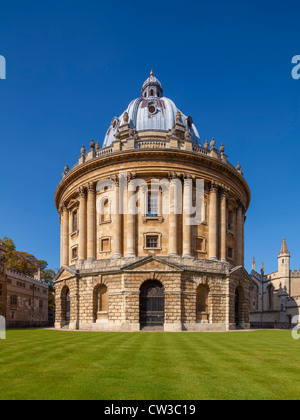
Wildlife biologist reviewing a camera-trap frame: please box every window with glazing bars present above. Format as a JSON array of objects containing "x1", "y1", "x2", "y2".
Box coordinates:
[
  {"x1": 146, "y1": 236, "x2": 158, "y2": 249},
  {"x1": 147, "y1": 193, "x2": 158, "y2": 217}
]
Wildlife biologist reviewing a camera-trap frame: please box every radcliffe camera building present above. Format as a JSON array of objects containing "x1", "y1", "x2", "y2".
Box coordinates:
[{"x1": 54, "y1": 73, "x2": 252, "y2": 332}]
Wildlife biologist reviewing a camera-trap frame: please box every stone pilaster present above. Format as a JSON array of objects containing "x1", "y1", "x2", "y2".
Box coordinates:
[
  {"x1": 182, "y1": 176, "x2": 192, "y2": 258},
  {"x1": 87, "y1": 182, "x2": 96, "y2": 260},
  {"x1": 169, "y1": 176, "x2": 179, "y2": 257},
  {"x1": 61, "y1": 203, "x2": 69, "y2": 266},
  {"x1": 112, "y1": 177, "x2": 122, "y2": 258},
  {"x1": 220, "y1": 189, "x2": 227, "y2": 262},
  {"x1": 236, "y1": 202, "x2": 244, "y2": 266},
  {"x1": 209, "y1": 183, "x2": 218, "y2": 260},
  {"x1": 78, "y1": 186, "x2": 87, "y2": 262},
  {"x1": 126, "y1": 173, "x2": 136, "y2": 258}
]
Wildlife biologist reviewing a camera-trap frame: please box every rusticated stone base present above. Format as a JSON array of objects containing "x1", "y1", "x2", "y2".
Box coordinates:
[{"x1": 54, "y1": 256, "x2": 251, "y2": 332}]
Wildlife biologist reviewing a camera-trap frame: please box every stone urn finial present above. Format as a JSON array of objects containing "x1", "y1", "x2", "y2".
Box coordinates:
[
  {"x1": 219, "y1": 144, "x2": 225, "y2": 154},
  {"x1": 185, "y1": 129, "x2": 191, "y2": 140},
  {"x1": 123, "y1": 112, "x2": 129, "y2": 124},
  {"x1": 96, "y1": 141, "x2": 100, "y2": 151},
  {"x1": 176, "y1": 111, "x2": 181, "y2": 124},
  {"x1": 90, "y1": 139, "x2": 95, "y2": 150},
  {"x1": 210, "y1": 137, "x2": 216, "y2": 149},
  {"x1": 81, "y1": 145, "x2": 86, "y2": 156},
  {"x1": 204, "y1": 140, "x2": 209, "y2": 149}
]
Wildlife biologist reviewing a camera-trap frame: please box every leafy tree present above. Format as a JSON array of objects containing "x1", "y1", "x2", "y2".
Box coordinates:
[
  {"x1": 1, "y1": 237, "x2": 56, "y2": 316},
  {"x1": 1, "y1": 237, "x2": 47, "y2": 277}
]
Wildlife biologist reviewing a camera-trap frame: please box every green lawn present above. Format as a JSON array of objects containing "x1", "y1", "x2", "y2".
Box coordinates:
[{"x1": 0, "y1": 329, "x2": 299, "y2": 400}]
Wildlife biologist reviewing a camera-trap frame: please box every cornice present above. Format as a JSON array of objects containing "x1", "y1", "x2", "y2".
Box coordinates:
[{"x1": 55, "y1": 149, "x2": 251, "y2": 211}]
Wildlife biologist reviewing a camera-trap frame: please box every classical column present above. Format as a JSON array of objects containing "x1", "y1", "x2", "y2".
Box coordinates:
[
  {"x1": 169, "y1": 177, "x2": 179, "y2": 256},
  {"x1": 87, "y1": 182, "x2": 96, "y2": 260},
  {"x1": 78, "y1": 186, "x2": 87, "y2": 262},
  {"x1": 61, "y1": 203, "x2": 69, "y2": 266},
  {"x1": 220, "y1": 189, "x2": 227, "y2": 262},
  {"x1": 236, "y1": 202, "x2": 244, "y2": 266},
  {"x1": 182, "y1": 176, "x2": 192, "y2": 258},
  {"x1": 112, "y1": 177, "x2": 122, "y2": 258},
  {"x1": 208, "y1": 183, "x2": 218, "y2": 260},
  {"x1": 126, "y1": 174, "x2": 136, "y2": 258}
]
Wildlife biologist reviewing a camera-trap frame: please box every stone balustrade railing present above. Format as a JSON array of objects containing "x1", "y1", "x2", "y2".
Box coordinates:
[{"x1": 62, "y1": 137, "x2": 244, "y2": 179}]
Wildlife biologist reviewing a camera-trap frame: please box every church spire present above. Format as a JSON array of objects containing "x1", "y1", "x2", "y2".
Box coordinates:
[
  {"x1": 252, "y1": 257, "x2": 256, "y2": 271},
  {"x1": 279, "y1": 238, "x2": 290, "y2": 256}
]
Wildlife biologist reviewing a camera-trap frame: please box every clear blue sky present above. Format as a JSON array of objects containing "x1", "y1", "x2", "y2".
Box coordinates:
[{"x1": 0, "y1": 0, "x2": 299, "y2": 274}]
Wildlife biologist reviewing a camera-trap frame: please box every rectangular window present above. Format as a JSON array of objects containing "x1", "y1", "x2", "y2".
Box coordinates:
[
  {"x1": 72, "y1": 211, "x2": 78, "y2": 232},
  {"x1": 228, "y1": 211, "x2": 234, "y2": 231},
  {"x1": 10, "y1": 295, "x2": 17, "y2": 307},
  {"x1": 147, "y1": 193, "x2": 158, "y2": 217},
  {"x1": 72, "y1": 247, "x2": 78, "y2": 260},
  {"x1": 196, "y1": 237, "x2": 206, "y2": 253},
  {"x1": 228, "y1": 247, "x2": 234, "y2": 260},
  {"x1": 39, "y1": 300, "x2": 43, "y2": 309},
  {"x1": 100, "y1": 238, "x2": 111, "y2": 253},
  {"x1": 146, "y1": 235, "x2": 159, "y2": 249}
]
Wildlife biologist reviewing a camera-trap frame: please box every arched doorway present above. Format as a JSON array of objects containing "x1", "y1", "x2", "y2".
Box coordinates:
[
  {"x1": 93, "y1": 284, "x2": 108, "y2": 322},
  {"x1": 140, "y1": 280, "x2": 164, "y2": 328},
  {"x1": 235, "y1": 287, "x2": 244, "y2": 328},
  {"x1": 196, "y1": 285, "x2": 210, "y2": 323},
  {"x1": 61, "y1": 287, "x2": 70, "y2": 326}
]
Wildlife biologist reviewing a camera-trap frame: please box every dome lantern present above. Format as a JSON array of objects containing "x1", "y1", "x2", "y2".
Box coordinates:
[{"x1": 141, "y1": 70, "x2": 163, "y2": 98}]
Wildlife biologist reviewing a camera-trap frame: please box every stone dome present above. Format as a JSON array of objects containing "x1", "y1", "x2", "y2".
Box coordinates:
[{"x1": 103, "y1": 72, "x2": 201, "y2": 148}]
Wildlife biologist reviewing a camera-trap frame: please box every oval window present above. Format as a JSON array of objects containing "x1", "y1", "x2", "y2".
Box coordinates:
[{"x1": 148, "y1": 103, "x2": 157, "y2": 115}]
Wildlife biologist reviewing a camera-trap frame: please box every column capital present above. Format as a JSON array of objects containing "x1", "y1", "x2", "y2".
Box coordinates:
[
  {"x1": 210, "y1": 182, "x2": 219, "y2": 194},
  {"x1": 110, "y1": 174, "x2": 119, "y2": 186},
  {"x1": 78, "y1": 186, "x2": 87, "y2": 199},
  {"x1": 87, "y1": 182, "x2": 96, "y2": 195},
  {"x1": 237, "y1": 200, "x2": 246, "y2": 212},
  {"x1": 59, "y1": 202, "x2": 68, "y2": 214},
  {"x1": 220, "y1": 186, "x2": 230, "y2": 199}
]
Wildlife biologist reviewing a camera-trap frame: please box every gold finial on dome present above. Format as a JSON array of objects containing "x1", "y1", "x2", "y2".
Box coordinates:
[{"x1": 150, "y1": 70, "x2": 154, "y2": 77}]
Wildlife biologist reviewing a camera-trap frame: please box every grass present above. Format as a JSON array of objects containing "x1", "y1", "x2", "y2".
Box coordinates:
[{"x1": 0, "y1": 329, "x2": 300, "y2": 400}]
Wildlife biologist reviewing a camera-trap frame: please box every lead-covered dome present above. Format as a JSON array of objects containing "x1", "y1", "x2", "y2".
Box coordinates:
[{"x1": 103, "y1": 72, "x2": 200, "y2": 148}]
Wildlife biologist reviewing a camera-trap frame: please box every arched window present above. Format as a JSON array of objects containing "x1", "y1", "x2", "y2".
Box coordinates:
[
  {"x1": 97, "y1": 285, "x2": 108, "y2": 312},
  {"x1": 251, "y1": 283, "x2": 259, "y2": 310},
  {"x1": 268, "y1": 284, "x2": 274, "y2": 310},
  {"x1": 94, "y1": 285, "x2": 108, "y2": 322},
  {"x1": 150, "y1": 89, "x2": 154, "y2": 96},
  {"x1": 196, "y1": 285, "x2": 209, "y2": 322},
  {"x1": 100, "y1": 198, "x2": 111, "y2": 223}
]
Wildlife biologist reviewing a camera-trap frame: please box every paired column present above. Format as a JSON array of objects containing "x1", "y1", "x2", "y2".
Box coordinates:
[
  {"x1": 126, "y1": 175, "x2": 136, "y2": 258},
  {"x1": 169, "y1": 177, "x2": 178, "y2": 256},
  {"x1": 236, "y1": 203, "x2": 244, "y2": 266},
  {"x1": 182, "y1": 177, "x2": 192, "y2": 258},
  {"x1": 220, "y1": 189, "x2": 227, "y2": 262},
  {"x1": 112, "y1": 178, "x2": 122, "y2": 258},
  {"x1": 208, "y1": 183, "x2": 218, "y2": 260},
  {"x1": 87, "y1": 182, "x2": 96, "y2": 260},
  {"x1": 61, "y1": 203, "x2": 69, "y2": 267},
  {"x1": 78, "y1": 186, "x2": 87, "y2": 262}
]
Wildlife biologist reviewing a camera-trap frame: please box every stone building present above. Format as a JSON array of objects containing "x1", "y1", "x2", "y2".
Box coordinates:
[
  {"x1": 250, "y1": 238, "x2": 300, "y2": 328},
  {"x1": 0, "y1": 242, "x2": 7, "y2": 317},
  {"x1": 0, "y1": 242, "x2": 49, "y2": 327},
  {"x1": 54, "y1": 72, "x2": 251, "y2": 331}
]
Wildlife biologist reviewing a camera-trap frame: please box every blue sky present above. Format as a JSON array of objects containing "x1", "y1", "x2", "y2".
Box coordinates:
[{"x1": 0, "y1": 0, "x2": 299, "y2": 273}]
